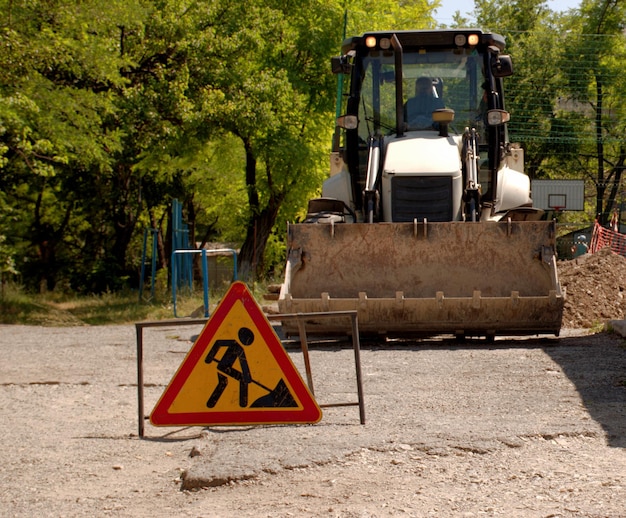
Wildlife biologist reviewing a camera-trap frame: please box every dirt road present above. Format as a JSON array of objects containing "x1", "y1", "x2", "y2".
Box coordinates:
[{"x1": 1, "y1": 324, "x2": 625, "y2": 517}]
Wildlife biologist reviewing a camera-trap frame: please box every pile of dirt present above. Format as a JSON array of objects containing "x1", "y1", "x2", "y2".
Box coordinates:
[{"x1": 558, "y1": 246, "x2": 626, "y2": 328}]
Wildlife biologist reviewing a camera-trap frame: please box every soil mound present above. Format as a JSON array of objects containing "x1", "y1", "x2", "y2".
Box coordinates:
[{"x1": 558, "y1": 247, "x2": 626, "y2": 328}]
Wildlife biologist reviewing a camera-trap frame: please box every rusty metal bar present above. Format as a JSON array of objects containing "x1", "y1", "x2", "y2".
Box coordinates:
[
  {"x1": 296, "y1": 316, "x2": 315, "y2": 395},
  {"x1": 135, "y1": 318, "x2": 208, "y2": 438},
  {"x1": 267, "y1": 310, "x2": 365, "y2": 425},
  {"x1": 351, "y1": 313, "x2": 366, "y2": 425}
]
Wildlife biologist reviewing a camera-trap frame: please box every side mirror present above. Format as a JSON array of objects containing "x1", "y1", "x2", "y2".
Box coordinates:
[
  {"x1": 336, "y1": 115, "x2": 358, "y2": 130},
  {"x1": 331, "y1": 56, "x2": 352, "y2": 75},
  {"x1": 491, "y1": 54, "x2": 513, "y2": 78},
  {"x1": 486, "y1": 109, "x2": 511, "y2": 126}
]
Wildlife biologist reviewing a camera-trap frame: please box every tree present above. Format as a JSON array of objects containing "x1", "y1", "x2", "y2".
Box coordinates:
[
  {"x1": 174, "y1": 0, "x2": 342, "y2": 280},
  {"x1": 0, "y1": 0, "x2": 445, "y2": 294},
  {"x1": 562, "y1": 0, "x2": 626, "y2": 224},
  {"x1": 0, "y1": 0, "x2": 138, "y2": 291},
  {"x1": 473, "y1": 1, "x2": 566, "y2": 178},
  {"x1": 473, "y1": 0, "x2": 626, "y2": 227},
  {"x1": 345, "y1": 0, "x2": 439, "y2": 32},
  {"x1": 213, "y1": 0, "x2": 440, "y2": 279}
]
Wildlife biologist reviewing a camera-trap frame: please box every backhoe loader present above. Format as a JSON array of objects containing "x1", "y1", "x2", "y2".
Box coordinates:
[{"x1": 278, "y1": 30, "x2": 564, "y2": 338}]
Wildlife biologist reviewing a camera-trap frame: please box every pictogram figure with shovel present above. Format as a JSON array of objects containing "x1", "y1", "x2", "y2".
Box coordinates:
[{"x1": 204, "y1": 326, "x2": 297, "y2": 409}]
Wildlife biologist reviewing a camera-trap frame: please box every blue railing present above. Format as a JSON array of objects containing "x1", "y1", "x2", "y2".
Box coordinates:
[{"x1": 171, "y1": 248, "x2": 238, "y2": 317}]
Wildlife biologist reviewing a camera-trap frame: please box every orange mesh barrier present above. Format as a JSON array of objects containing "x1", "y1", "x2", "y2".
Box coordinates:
[{"x1": 590, "y1": 220, "x2": 626, "y2": 256}]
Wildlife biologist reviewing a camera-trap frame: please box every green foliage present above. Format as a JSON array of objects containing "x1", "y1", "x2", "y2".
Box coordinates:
[
  {"x1": 346, "y1": 0, "x2": 438, "y2": 32},
  {"x1": 3, "y1": 0, "x2": 622, "y2": 296},
  {"x1": 0, "y1": 191, "x2": 17, "y2": 277},
  {"x1": 473, "y1": 0, "x2": 626, "y2": 225}
]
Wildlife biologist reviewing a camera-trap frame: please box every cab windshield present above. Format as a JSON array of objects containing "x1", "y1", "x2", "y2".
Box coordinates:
[{"x1": 358, "y1": 48, "x2": 487, "y2": 138}]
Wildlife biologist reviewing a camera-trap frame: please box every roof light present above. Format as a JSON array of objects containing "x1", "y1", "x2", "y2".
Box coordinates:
[
  {"x1": 379, "y1": 38, "x2": 391, "y2": 50},
  {"x1": 468, "y1": 34, "x2": 480, "y2": 46},
  {"x1": 454, "y1": 34, "x2": 467, "y2": 46},
  {"x1": 365, "y1": 36, "x2": 377, "y2": 48}
]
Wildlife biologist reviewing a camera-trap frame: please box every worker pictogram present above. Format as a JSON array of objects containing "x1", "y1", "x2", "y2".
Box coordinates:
[{"x1": 150, "y1": 281, "x2": 322, "y2": 426}]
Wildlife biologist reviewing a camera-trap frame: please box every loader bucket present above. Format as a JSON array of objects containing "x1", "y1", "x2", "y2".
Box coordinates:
[{"x1": 278, "y1": 220, "x2": 564, "y2": 338}]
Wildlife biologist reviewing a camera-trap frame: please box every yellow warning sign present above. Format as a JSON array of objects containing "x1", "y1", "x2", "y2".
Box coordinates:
[{"x1": 150, "y1": 281, "x2": 322, "y2": 426}]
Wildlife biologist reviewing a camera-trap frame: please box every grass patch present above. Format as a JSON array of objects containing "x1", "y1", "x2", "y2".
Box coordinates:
[
  {"x1": 0, "y1": 283, "x2": 244, "y2": 326},
  {"x1": 0, "y1": 279, "x2": 279, "y2": 326}
]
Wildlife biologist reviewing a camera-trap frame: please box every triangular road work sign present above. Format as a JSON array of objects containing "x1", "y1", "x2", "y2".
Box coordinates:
[{"x1": 150, "y1": 281, "x2": 322, "y2": 426}]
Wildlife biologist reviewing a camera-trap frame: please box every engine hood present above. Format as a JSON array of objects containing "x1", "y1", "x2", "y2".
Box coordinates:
[{"x1": 382, "y1": 131, "x2": 462, "y2": 175}]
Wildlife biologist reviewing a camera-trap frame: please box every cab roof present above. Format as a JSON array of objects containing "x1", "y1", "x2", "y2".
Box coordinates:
[{"x1": 341, "y1": 29, "x2": 506, "y2": 55}]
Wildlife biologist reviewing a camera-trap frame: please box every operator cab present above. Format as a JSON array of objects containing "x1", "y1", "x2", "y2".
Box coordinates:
[{"x1": 330, "y1": 30, "x2": 516, "y2": 222}]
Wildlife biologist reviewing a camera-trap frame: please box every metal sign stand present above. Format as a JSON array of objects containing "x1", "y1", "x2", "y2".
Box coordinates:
[{"x1": 135, "y1": 311, "x2": 365, "y2": 438}]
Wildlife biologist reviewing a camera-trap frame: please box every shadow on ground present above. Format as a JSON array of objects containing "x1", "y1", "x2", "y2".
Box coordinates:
[
  {"x1": 541, "y1": 333, "x2": 626, "y2": 448},
  {"x1": 290, "y1": 331, "x2": 626, "y2": 449}
]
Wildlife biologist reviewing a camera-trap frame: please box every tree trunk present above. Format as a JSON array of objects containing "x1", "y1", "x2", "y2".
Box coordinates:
[
  {"x1": 238, "y1": 204, "x2": 281, "y2": 281},
  {"x1": 109, "y1": 164, "x2": 141, "y2": 290},
  {"x1": 237, "y1": 139, "x2": 283, "y2": 280},
  {"x1": 595, "y1": 76, "x2": 606, "y2": 224},
  {"x1": 605, "y1": 146, "x2": 625, "y2": 216},
  {"x1": 32, "y1": 189, "x2": 72, "y2": 292}
]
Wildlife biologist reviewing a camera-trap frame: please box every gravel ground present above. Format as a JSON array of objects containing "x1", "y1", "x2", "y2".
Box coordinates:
[{"x1": 1, "y1": 323, "x2": 625, "y2": 517}]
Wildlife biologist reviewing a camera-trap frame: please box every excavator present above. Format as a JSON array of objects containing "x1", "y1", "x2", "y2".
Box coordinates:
[{"x1": 278, "y1": 29, "x2": 564, "y2": 339}]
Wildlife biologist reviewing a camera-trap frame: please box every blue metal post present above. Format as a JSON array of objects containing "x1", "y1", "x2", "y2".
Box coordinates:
[{"x1": 170, "y1": 248, "x2": 238, "y2": 318}]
